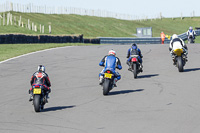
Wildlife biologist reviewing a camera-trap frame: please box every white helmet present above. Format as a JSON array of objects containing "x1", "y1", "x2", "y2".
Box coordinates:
[
  {"x1": 189, "y1": 26, "x2": 193, "y2": 30},
  {"x1": 38, "y1": 65, "x2": 45, "y2": 72},
  {"x1": 172, "y1": 34, "x2": 178, "y2": 39},
  {"x1": 108, "y1": 50, "x2": 116, "y2": 56}
]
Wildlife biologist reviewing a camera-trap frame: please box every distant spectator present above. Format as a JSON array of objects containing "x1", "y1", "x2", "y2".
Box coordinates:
[{"x1": 160, "y1": 32, "x2": 165, "y2": 44}]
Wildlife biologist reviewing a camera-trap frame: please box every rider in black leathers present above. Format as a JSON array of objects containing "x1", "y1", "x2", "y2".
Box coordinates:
[{"x1": 29, "y1": 65, "x2": 51, "y2": 102}]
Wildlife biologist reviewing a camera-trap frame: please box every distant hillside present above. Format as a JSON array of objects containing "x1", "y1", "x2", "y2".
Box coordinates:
[{"x1": 0, "y1": 11, "x2": 200, "y2": 41}]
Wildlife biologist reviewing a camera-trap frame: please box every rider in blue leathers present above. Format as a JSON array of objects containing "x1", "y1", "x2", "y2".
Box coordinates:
[
  {"x1": 99, "y1": 50, "x2": 122, "y2": 87},
  {"x1": 126, "y1": 43, "x2": 143, "y2": 72}
]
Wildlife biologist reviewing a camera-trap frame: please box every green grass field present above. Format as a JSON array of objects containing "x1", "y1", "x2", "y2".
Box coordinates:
[
  {"x1": 1, "y1": 12, "x2": 200, "y2": 38},
  {"x1": 0, "y1": 12, "x2": 200, "y2": 62}
]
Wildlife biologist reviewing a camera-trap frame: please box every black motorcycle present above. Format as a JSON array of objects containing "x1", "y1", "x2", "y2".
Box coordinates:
[
  {"x1": 31, "y1": 84, "x2": 47, "y2": 112},
  {"x1": 188, "y1": 32, "x2": 195, "y2": 44},
  {"x1": 173, "y1": 48, "x2": 186, "y2": 72},
  {"x1": 102, "y1": 69, "x2": 115, "y2": 95}
]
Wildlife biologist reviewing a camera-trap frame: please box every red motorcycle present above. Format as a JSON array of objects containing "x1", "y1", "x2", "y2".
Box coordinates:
[{"x1": 130, "y1": 55, "x2": 142, "y2": 78}]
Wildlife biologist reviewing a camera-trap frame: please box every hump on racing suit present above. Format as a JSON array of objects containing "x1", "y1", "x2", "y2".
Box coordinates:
[
  {"x1": 171, "y1": 38, "x2": 183, "y2": 47},
  {"x1": 30, "y1": 71, "x2": 51, "y2": 90},
  {"x1": 169, "y1": 36, "x2": 187, "y2": 52},
  {"x1": 99, "y1": 54, "x2": 122, "y2": 80},
  {"x1": 105, "y1": 55, "x2": 117, "y2": 71},
  {"x1": 99, "y1": 55, "x2": 122, "y2": 72},
  {"x1": 130, "y1": 47, "x2": 139, "y2": 56}
]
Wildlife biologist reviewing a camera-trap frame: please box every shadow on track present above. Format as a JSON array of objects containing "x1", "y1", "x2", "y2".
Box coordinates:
[
  {"x1": 109, "y1": 89, "x2": 144, "y2": 96},
  {"x1": 137, "y1": 74, "x2": 159, "y2": 79},
  {"x1": 42, "y1": 105, "x2": 75, "y2": 112},
  {"x1": 184, "y1": 68, "x2": 200, "y2": 72}
]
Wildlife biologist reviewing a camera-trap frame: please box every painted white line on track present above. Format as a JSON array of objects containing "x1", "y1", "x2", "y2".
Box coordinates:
[{"x1": 0, "y1": 46, "x2": 74, "y2": 64}]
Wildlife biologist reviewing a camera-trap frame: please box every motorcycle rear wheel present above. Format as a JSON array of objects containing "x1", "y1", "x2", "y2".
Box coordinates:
[
  {"x1": 103, "y1": 79, "x2": 110, "y2": 95},
  {"x1": 177, "y1": 57, "x2": 184, "y2": 72},
  {"x1": 33, "y1": 95, "x2": 41, "y2": 112},
  {"x1": 132, "y1": 63, "x2": 137, "y2": 78}
]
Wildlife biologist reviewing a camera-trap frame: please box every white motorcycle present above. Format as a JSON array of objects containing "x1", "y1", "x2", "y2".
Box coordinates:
[{"x1": 188, "y1": 31, "x2": 195, "y2": 44}]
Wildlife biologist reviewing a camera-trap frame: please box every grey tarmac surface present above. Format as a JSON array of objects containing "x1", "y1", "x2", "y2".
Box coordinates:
[{"x1": 1, "y1": 44, "x2": 200, "y2": 133}]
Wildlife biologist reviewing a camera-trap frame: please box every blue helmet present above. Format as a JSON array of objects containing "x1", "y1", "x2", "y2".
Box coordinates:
[
  {"x1": 189, "y1": 26, "x2": 193, "y2": 32},
  {"x1": 132, "y1": 43, "x2": 137, "y2": 50}
]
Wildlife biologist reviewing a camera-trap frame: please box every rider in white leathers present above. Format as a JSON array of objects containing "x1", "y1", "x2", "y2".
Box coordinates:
[
  {"x1": 187, "y1": 26, "x2": 196, "y2": 40},
  {"x1": 169, "y1": 34, "x2": 188, "y2": 64}
]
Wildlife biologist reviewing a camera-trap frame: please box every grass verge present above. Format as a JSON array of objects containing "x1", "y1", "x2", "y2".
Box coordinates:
[{"x1": 0, "y1": 43, "x2": 99, "y2": 62}]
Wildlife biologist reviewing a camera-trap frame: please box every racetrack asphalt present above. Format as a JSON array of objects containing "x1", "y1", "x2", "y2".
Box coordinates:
[{"x1": 1, "y1": 44, "x2": 200, "y2": 133}]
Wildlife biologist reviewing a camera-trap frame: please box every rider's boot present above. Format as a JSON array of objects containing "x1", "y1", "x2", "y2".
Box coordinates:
[
  {"x1": 29, "y1": 95, "x2": 33, "y2": 102},
  {"x1": 172, "y1": 55, "x2": 176, "y2": 65},
  {"x1": 183, "y1": 53, "x2": 188, "y2": 62},
  {"x1": 46, "y1": 93, "x2": 49, "y2": 103},
  {"x1": 139, "y1": 63, "x2": 143, "y2": 72},
  {"x1": 99, "y1": 75, "x2": 104, "y2": 85},
  {"x1": 113, "y1": 78, "x2": 118, "y2": 87},
  {"x1": 45, "y1": 88, "x2": 51, "y2": 103},
  {"x1": 127, "y1": 61, "x2": 131, "y2": 71},
  {"x1": 29, "y1": 89, "x2": 33, "y2": 102}
]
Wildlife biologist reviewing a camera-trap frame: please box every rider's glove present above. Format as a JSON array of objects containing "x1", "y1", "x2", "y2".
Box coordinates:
[
  {"x1": 99, "y1": 61, "x2": 104, "y2": 66},
  {"x1": 117, "y1": 65, "x2": 122, "y2": 70}
]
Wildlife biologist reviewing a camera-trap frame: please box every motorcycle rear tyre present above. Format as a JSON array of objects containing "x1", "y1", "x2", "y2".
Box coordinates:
[
  {"x1": 103, "y1": 79, "x2": 110, "y2": 95},
  {"x1": 33, "y1": 95, "x2": 41, "y2": 112},
  {"x1": 177, "y1": 57, "x2": 184, "y2": 72},
  {"x1": 133, "y1": 63, "x2": 137, "y2": 78}
]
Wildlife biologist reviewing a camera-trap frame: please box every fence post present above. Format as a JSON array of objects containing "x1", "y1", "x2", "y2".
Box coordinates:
[
  {"x1": 35, "y1": 25, "x2": 37, "y2": 32},
  {"x1": 40, "y1": 24, "x2": 41, "y2": 33},
  {"x1": 10, "y1": 13, "x2": 12, "y2": 25},
  {"x1": 49, "y1": 23, "x2": 51, "y2": 34},
  {"x1": 32, "y1": 22, "x2": 34, "y2": 31},
  {"x1": 18, "y1": 16, "x2": 21, "y2": 26},
  {"x1": 10, "y1": 2, "x2": 13, "y2": 11},
  {"x1": 28, "y1": 19, "x2": 30, "y2": 30},
  {"x1": 14, "y1": 16, "x2": 16, "y2": 25},
  {"x1": 42, "y1": 25, "x2": 44, "y2": 33},
  {"x1": 160, "y1": 12, "x2": 162, "y2": 20},
  {"x1": 7, "y1": 12, "x2": 10, "y2": 25}
]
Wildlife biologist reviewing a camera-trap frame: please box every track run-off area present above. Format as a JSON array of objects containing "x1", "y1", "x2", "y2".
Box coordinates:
[{"x1": 1, "y1": 44, "x2": 200, "y2": 133}]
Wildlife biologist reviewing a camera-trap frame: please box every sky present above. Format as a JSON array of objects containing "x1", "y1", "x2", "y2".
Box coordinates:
[{"x1": 1, "y1": 0, "x2": 200, "y2": 18}]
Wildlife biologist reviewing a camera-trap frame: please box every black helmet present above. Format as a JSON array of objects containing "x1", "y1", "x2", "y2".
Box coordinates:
[
  {"x1": 132, "y1": 43, "x2": 137, "y2": 46},
  {"x1": 38, "y1": 65, "x2": 45, "y2": 72}
]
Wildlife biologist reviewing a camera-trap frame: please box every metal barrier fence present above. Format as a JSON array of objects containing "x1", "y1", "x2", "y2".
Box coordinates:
[
  {"x1": 99, "y1": 30, "x2": 200, "y2": 44},
  {"x1": 99, "y1": 37, "x2": 164, "y2": 44}
]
